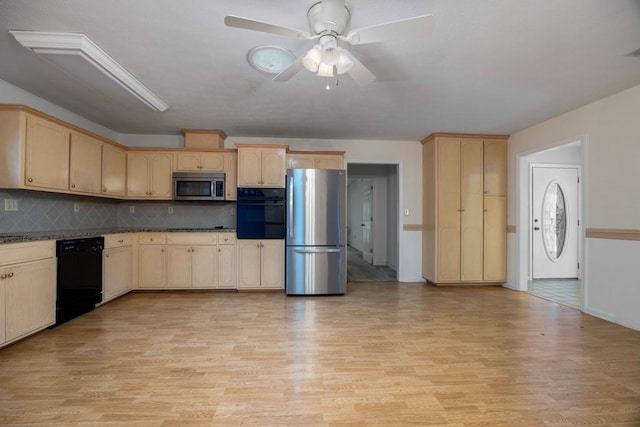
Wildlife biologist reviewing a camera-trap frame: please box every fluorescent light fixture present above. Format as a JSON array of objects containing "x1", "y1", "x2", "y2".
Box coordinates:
[{"x1": 9, "y1": 30, "x2": 168, "y2": 112}]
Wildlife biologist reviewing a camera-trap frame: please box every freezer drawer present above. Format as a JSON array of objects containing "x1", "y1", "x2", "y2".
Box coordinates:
[{"x1": 286, "y1": 246, "x2": 346, "y2": 295}]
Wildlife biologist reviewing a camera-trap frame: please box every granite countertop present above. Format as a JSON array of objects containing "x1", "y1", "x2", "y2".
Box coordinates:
[{"x1": 0, "y1": 228, "x2": 236, "y2": 244}]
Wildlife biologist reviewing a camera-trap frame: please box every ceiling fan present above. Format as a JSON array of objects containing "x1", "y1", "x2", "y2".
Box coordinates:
[{"x1": 224, "y1": 0, "x2": 434, "y2": 86}]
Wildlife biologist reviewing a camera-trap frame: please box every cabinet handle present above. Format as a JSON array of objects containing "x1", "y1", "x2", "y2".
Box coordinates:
[
  {"x1": 0, "y1": 274, "x2": 6, "y2": 279},
  {"x1": 28, "y1": 178, "x2": 33, "y2": 182},
  {"x1": 7, "y1": 272, "x2": 14, "y2": 278},
  {"x1": 118, "y1": 239, "x2": 124, "y2": 243},
  {"x1": 484, "y1": 209, "x2": 488, "y2": 212},
  {"x1": 150, "y1": 238, "x2": 154, "y2": 241},
  {"x1": 106, "y1": 253, "x2": 110, "y2": 258},
  {"x1": 218, "y1": 249, "x2": 221, "y2": 252},
  {"x1": 103, "y1": 188, "x2": 107, "y2": 192},
  {"x1": 161, "y1": 249, "x2": 165, "y2": 253},
  {"x1": 71, "y1": 184, "x2": 76, "y2": 188}
]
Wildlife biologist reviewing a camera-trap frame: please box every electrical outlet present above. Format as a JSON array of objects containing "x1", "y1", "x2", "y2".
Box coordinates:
[
  {"x1": 74, "y1": 203, "x2": 80, "y2": 213},
  {"x1": 168, "y1": 206, "x2": 174, "y2": 214},
  {"x1": 231, "y1": 208, "x2": 236, "y2": 216},
  {"x1": 129, "y1": 206, "x2": 135, "y2": 213},
  {"x1": 4, "y1": 199, "x2": 18, "y2": 211}
]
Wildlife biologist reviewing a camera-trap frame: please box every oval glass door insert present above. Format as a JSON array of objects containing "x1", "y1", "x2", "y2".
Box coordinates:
[{"x1": 542, "y1": 181, "x2": 567, "y2": 261}]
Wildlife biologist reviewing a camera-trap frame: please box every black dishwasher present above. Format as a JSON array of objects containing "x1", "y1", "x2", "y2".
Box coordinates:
[{"x1": 55, "y1": 236, "x2": 104, "y2": 326}]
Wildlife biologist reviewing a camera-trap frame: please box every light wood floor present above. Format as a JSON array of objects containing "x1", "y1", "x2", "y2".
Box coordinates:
[{"x1": 1, "y1": 283, "x2": 640, "y2": 426}]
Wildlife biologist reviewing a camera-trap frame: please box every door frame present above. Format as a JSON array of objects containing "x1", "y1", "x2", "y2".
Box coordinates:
[
  {"x1": 528, "y1": 163, "x2": 582, "y2": 281},
  {"x1": 515, "y1": 135, "x2": 586, "y2": 309}
]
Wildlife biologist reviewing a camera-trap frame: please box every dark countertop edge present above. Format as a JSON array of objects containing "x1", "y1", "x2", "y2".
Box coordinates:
[{"x1": 0, "y1": 228, "x2": 237, "y2": 244}]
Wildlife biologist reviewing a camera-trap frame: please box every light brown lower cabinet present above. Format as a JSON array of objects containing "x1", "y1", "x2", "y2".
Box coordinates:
[
  {"x1": 102, "y1": 234, "x2": 134, "y2": 302},
  {"x1": 237, "y1": 239, "x2": 284, "y2": 289},
  {"x1": 0, "y1": 241, "x2": 56, "y2": 347}
]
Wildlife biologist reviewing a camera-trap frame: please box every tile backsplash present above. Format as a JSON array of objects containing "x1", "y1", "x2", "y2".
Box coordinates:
[{"x1": 0, "y1": 190, "x2": 236, "y2": 233}]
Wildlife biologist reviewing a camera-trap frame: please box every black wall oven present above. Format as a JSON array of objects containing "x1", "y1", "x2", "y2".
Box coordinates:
[{"x1": 236, "y1": 188, "x2": 286, "y2": 239}]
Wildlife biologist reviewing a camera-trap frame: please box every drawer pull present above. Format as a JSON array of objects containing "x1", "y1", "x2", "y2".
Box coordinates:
[
  {"x1": 118, "y1": 239, "x2": 124, "y2": 243},
  {"x1": 7, "y1": 272, "x2": 14, "y2": 278},
  {"x1": 71, "y1": 184, "x2": 76, "y2": 188},
  {"x1": 0, "y1": 274, "x2": 6, "y2": 279},
  {"x1": 27, "y1": 177, "x2": 33, "y2": 182},
  {"x1": 106, "y1": 254, "x2": 110, "y2": 258}
]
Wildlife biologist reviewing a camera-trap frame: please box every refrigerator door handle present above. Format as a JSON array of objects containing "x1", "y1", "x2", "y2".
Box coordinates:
[
  {"x1": 288, "y1": 174, "x2": 295, "y2": 240},
  {"x1": 293, "y1": 248, "x2": 342, "y2": 254}
]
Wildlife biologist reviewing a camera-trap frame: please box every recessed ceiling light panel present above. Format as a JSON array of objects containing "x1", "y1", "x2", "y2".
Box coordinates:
[
  {"x1": 247, "y1": 46, "x2": 296, "y2": 74},
  {"x1": 9, "y1": 30, "x2": 169, "y2": 112}
]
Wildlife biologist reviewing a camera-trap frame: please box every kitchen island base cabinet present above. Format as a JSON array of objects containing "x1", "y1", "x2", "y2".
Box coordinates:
[
  {"x1": 237, "y1": 240, "x2": 284, "y2": 290},
  {"x1": 0, "y1": 241, "x2": 56, "y2": 348}
]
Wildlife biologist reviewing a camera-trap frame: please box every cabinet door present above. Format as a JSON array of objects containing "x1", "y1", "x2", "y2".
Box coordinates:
[
  {"x1": 149, "y1": 153, "x2": 173, "y2": 198},
  {"x1": 192, "y1": 245, "x2": 217, "y2": 288},
  {"x1": 223, "y1": 152, "x2": 237, "y2": 200},
  {"x1": 175, "y1": 153, "x2": 201, "y2": 171},
  {"x1": 261, "y1": 149, "x2": 286, "y2": 187},
  {"x1": 460, "y1": 140, "x2": 484, "y2": 281},
  {"x1": 436, "y1": 139, "x2": 461, "y2": 281},
  {"x1": 167, "y1": 246, "x2": 192, "y2": 288},
  {"x1": 4, "y1": 258, "x2": 56, "y2": 341},
  {"x1": 237, "y1": 240, "x2": 261, "y2": 288},
  {"x1": 484, "y1": 196, "x2": 507, "y2": 281},
  {"x1": 260, "y1": 240, "x2": 284, "y2": 289},
  {"x1": 102, "y1": 144, "x2": 127, "y2": 197},
  {"x1": 217, "y1": 244, "x2": 236, "y2": 289},
  {"x1": 200, "y1": 153, "x2": 224, "y2": 171},
  {"x1": 138, "y1": 245, "x2": 167, "y2": 288},
  {"x1": 127, "y1": 153, "x2": 151, "y2": 197},
  {"x1": 315, "y1": 155, "x2": 343, "y2": 169},
  {"x1": 24, "y1": 114, "x2": 70, "y2": 191},
  {"x1": 69, "y1": 132, "x2": 102, "y2": 194},
  {"x1": 237, "y1": 148, "x2": 263, "y2": 187},
  {"x1": 484, "y1": 140, "x2": 507, "y2": 196},
  {"x1": 288, "y1": 154, "x2": 315, "y2": 169},
  {"x1": 103, "y1": 246, "x2": 132, "y2": 301}
]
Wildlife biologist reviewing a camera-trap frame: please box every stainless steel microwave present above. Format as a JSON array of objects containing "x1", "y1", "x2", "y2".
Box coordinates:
[{"x1": 172, "y1": 172, "x2": 225, "y2": 201}]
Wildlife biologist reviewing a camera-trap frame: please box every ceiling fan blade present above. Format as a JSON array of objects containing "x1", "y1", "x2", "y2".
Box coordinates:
[
  {"x1": 224, "y1": 15, "x2": 312, "y2": 40},
  {"x1": 272, "y1": 55, "x2": 304, "y2": 82},
  {"x1": 345, "y1": 51, "x2": 376, "y2": 86},
  {"x1": 345, "y1": 14, "x2": 435, "y2": 45}
]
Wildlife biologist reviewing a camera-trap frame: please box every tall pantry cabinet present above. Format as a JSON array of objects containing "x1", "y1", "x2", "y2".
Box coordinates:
[{"x1": 422, "y1": 134, "x2": 508, "y2": 285}]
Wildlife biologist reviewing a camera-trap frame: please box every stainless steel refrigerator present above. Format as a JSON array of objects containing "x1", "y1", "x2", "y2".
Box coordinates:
[{"x1": 286, "y1": 168, "x2": 347, "y2": 295}]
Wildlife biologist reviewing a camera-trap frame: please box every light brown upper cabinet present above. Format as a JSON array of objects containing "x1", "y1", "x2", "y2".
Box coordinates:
[
  {"x1": 69, "y1": 132, "x2": 102, "y2": 195},
  {"x1": 223, "y1": 151, "x2": 238, "y2": 200},
  {"x1": 127, "y1": 152, "x2": 173, "y2": 199},
  {"x1": 421, "y1": 134, "x2": 508, "y2": 285},
  {"x1": 101, "y1": 143, "x2": 127, "y2": 197},
  {"x1": 175, "y1": 152, "x2": 224, "y2": 172},
  {"x1": 24, "y1": 114, "x2": 70, "y2": 191},
  {"x1": 236, "y1": 144, "x2": 287, "y2": 188},
  {"x1": 287, "y1": 151, "x2": 345, "y2": 169}
]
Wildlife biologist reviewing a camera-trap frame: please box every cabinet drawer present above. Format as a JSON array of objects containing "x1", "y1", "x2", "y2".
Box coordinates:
[
  {"x1": 138, "y1": 233, "x2": 167, "y2": 244},
  {"x1": 217, "y1": 232, "x2": 236, "y2": 245},
  {"x1": 167, "y1": 233, "x2": 217, "y2": 245},
  {"x1": 104, "y1": 233, "x2": 133, "y2": 248},
  {"x1": 0, "y1": 241, "x2": 55, "y2": 266}
]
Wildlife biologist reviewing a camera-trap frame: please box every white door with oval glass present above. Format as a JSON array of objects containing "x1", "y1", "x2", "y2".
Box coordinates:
[{"x1": 532, "y1": 166, "x2": 579, "y2": 279}]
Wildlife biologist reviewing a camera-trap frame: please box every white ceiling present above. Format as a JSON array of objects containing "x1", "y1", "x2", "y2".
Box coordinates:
[{"x1": 0, "y1": 0, "x2": 639, "y2": 141}]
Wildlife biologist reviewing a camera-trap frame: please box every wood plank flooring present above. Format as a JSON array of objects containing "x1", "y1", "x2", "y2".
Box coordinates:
[{"x1": 1, "y1": 283, "x2": 640, "y2": 426}]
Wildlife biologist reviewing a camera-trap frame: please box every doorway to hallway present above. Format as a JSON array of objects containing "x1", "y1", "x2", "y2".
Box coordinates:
[{"x1": 346, "y1": 163, "x2": 398, "y2": 282}]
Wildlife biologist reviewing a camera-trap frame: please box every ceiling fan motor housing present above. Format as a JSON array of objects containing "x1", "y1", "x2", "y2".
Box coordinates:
[{"x1": 307, "y1": 1, "x2": 351, "y2": 36}]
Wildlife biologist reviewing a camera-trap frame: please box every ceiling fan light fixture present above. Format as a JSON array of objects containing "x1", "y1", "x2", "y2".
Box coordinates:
[
  {"x1": 317, "y1": 62, "x2": 334, "y2": 77},
  {"x1": 302, "y1": 45, "x2": 322, "y2": 72},
  {"x1": 336, "y1": 48, "x2": 353, "y2": 75},
  {"x1": 320, "y1": 37, "x2": 339, "y2": 66}
]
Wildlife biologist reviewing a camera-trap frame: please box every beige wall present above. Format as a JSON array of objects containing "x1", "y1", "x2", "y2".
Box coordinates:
[
  {"x1": 508, "y1": 83, "x2": 640, "y2": 330},
  {"x1": 509, "y1": 84, "x2": 640, "y2": 229}
]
